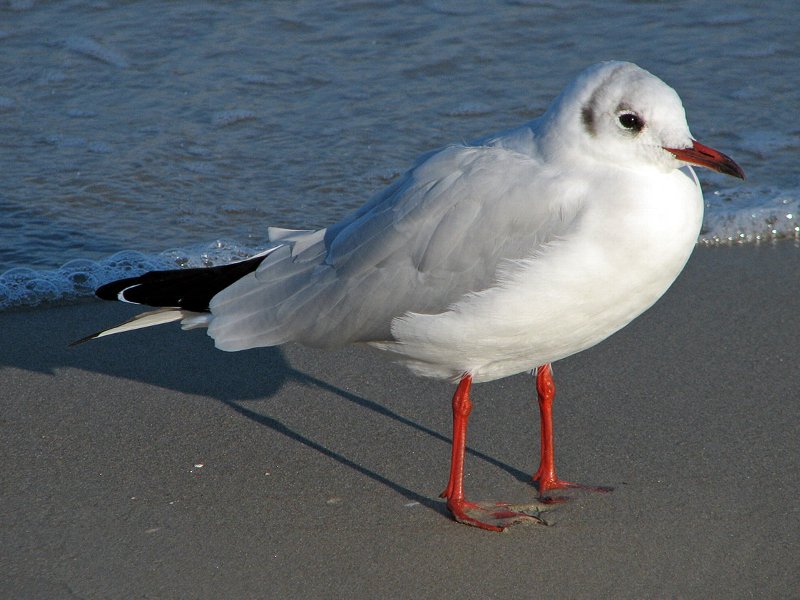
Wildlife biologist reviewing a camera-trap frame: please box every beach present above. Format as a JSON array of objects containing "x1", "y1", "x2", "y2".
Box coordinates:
[{"x1": 2, "y1": 243, "x2": 798, "y2": 599}]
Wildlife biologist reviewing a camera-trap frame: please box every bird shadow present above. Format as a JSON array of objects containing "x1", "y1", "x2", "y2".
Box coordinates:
[{"x1": 6, "y1": 301, "x2": 535, "y2": 519}]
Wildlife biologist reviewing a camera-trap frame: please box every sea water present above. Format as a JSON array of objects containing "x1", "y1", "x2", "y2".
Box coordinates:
[{"x1": 1, "y1": 0, "x2": 798, "y2": 309}]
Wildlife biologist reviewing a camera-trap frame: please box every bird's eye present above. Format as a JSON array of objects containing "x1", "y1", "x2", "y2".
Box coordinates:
[{"x1": 618, "y1": 112, "x2": 644, "y2": 133}]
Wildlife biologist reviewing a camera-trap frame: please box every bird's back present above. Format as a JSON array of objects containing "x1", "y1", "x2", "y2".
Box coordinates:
[{"x1": 208, "y1": 129, "x2": 579, "y2": 352}]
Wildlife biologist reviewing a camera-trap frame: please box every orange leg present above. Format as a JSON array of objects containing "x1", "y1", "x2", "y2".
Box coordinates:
[
  {"x1": 440, "y1": 374, "x2": 544, "y2": 531},
  {"x1": 532, "y1": 364, "x2": 612, "y2": 495}
]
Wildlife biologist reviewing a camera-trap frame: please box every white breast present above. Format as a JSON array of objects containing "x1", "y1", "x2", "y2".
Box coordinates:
[{"x1": 372, "y1": 166, "x2": 703, "y2": 382}]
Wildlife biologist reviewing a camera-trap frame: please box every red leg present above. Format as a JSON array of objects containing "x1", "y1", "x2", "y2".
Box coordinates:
[
  {"x1": 440, "y1": 374, "x2": 544, "y2": 531},
  {"x1": 440, "y1": 375, "x2": 472, "y2": 502},
  {"x1": 532, "y1": 363, "x2": 574, "y2": 492},
  {"x1": 532, "y1": 363, "x2": 612, "y2": 495}
]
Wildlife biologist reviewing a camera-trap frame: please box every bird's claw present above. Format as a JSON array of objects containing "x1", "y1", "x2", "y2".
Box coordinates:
[
  {"x1": 533, "y1": 475, "x2": 614, "y2": 502},
  {"x1": 446, "y1": 498, "x2": 550, "y2": 532}
]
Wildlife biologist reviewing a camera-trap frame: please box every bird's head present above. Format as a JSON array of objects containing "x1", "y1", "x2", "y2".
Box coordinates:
[{"x1": 541, "y1": 61, "x2": 744, "y2": 179}]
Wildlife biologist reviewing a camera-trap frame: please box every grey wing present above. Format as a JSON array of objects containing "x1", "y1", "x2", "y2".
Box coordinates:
[{"x1": 208, "y1": 143, "x2": 579, "y2": 351}]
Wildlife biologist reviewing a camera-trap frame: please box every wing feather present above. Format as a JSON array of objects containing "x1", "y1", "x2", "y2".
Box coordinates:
[{"x1": 208, "y1": 138, "x2": 583, "y2": 350}]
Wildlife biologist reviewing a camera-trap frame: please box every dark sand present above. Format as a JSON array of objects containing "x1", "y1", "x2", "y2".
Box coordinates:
[{"x1": 2, "y1": 245, "x2": 799, "y2": 599}]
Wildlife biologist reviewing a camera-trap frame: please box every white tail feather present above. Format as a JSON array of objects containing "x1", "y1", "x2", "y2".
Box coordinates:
[
  {"x1": 181, "y1": 313, "x2": 212, "y2": 330},
  {"x1": 71, "y1": 308, "x2": 194, "y2": 346}
]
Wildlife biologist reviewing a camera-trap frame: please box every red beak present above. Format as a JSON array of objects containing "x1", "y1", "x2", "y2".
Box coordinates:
[{"x1": 664, "y1": 140, "x2": 745, "y2": 179}]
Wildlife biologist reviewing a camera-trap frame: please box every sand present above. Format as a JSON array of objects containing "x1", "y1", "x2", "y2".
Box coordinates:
[{"x1": 2, "y1": 244, "x2": 798, "y2": 599}]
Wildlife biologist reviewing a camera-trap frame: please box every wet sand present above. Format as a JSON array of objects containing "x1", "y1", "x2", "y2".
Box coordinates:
[{"x1": 2, "y1": 244, "x2": 798, "y2": 599}]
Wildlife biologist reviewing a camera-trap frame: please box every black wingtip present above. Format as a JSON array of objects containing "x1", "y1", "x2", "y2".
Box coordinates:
[
  {"x1": 95, "y1": 277, "x2": 137, "y2": 302},
  {"x1": 93, "y1": 250, "x2": 273, "y2": 312}
]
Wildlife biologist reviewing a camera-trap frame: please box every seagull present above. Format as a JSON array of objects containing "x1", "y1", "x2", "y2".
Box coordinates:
[{"x1": 74, "y1": 61, "x2": 744, "y2": 532}]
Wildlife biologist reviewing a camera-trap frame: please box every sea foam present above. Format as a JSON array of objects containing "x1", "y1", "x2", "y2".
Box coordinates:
[{"x1": 0, "y1": 241, "x2": 268, "y2": 310}]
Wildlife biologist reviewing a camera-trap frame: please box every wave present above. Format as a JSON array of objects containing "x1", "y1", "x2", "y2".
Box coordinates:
[
  {"x1": 0, "y1": 240, "x2": 269, "y2": 310},
  {"x1": 2, "y1": 186, "x2": 798, "y2": 311},
  {"x1": 700, "y1": 185, "x2": 799, "y2": 245}
]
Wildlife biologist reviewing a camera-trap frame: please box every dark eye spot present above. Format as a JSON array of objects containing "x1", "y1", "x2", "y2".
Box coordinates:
[
  {"x1": 618, "y1": 112, "x2": 644, "y2": 133},
  {"x1": 582, "y1": 106, "x2": 595, "y2": 136}
]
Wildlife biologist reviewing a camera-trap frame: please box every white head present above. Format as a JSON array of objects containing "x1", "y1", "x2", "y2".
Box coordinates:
[{"x1": 539, "y1": 61, "x2": 744, "y2": 179}]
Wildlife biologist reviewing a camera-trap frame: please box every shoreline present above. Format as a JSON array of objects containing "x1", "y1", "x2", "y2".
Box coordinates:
[
  {"x1": 2, "y1": 244, "x2": 798, "y2": 598},
  {"x1": 1, "y1": 239, "x2": 798, "y2": 314}
]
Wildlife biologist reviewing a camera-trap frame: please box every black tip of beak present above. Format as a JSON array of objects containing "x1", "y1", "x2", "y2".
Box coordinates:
[{"x1": 665, "y1": 140, "x2": 745, "y2": 180}]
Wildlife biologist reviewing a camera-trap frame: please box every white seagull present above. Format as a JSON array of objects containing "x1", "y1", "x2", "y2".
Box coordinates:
[{"x1": 75, "y1": 61, "x2": 744, "y2": 531}]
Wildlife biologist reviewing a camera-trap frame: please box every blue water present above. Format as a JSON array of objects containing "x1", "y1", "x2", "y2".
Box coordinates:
[{"x1": 1, "y1": 0, "x2": 798, "y2": 308}]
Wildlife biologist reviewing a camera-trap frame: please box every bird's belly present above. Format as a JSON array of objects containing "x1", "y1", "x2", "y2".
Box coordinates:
[
  {"x1": 385, "y1": 250, "x2": 688, "y2": 382},
  {"x1": 381, "y1": 175, "x2": 703, "y2": 382},
  {"x1": 465, "y1": 274, "x2": 670, "y2": 381}
]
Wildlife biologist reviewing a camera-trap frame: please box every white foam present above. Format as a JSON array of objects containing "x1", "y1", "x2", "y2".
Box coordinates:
[
  {"x1": 0, "y1": 241, "x2": 269, "y2": 310},
  {"x1": 701, "y1": 186, "x2": 800, "y2": 245}
]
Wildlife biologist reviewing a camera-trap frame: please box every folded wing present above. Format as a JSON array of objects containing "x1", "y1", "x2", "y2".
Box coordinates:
[{"x1": 209, "y1": 142, "x2": 582, "y2": 351}]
